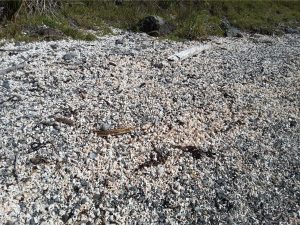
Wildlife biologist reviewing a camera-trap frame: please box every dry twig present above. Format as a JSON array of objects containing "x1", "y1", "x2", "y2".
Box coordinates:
[{"x1": 92, "y1": 127, "x2": 134, "y2": 137}]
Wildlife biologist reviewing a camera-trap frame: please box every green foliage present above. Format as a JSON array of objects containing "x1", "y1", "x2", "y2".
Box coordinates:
[
  {"x1": 175, "y1": 10, "x2": 223, "y2": 39},
  {"x1": 0, "y1": 0, "x2": 299, "y2": 41},
  {"x1": 202, "y1": 0, "x2": 300, "y2": 34},
  {"x1": 0, "y1": 9, "x2": 97, "y2": 41}
]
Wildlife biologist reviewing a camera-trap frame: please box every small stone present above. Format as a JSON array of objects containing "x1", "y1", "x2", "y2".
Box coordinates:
[
  {"x1": 98, "y1": 123, "x2": 111, "y2": 131},
  {"x1": 289, "y1": 120, "x2": 297, "y2": 127},
  {"x1": 30, "y1": 156, "x2": 47, "y2": 165},
  {"x1": 50, "y1": 44, "x2": 58, "y2": 50},
  {"x1": 89, "y1": 152, "x2": 97, "y2": 159},
  {"x1": 153, "y1": 63, "x2": 163, "y2": 69},
  {"x1": 108, "y1": 61, "x2": 117, "y2": 66},
  {"x1": 115, "y1": 39, "x2": 124, "y2": 45},
  {"x1": 63, "y1": 53, "x2": 77, "y2": 61},
  {"x1": 80, "y1": 179, "x2": 88, "y2": 187},
  {"x1": 61, "y1": 214, "x2": 69, "y2": 223},
  {"x1": 2, "y1": 80, "x2": 10, "y2": 89},
  {"x1": 29, "y1": 218, "x2": 37, "y2": 225}
]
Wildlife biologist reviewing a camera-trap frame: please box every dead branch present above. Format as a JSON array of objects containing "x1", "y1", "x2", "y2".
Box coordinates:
[{"x1": 92, "y1": 127, "x2": 135, "y2": 137}]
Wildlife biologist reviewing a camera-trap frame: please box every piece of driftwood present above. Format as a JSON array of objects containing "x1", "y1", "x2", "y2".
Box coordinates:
[
  {"x1": 55, "y1": 117, "x2": 75, "y2": 126},
  {"x1": 168, "y1": 44, "x2": 211, "y2": 61},
  {"x1": 0, "y1": 63, "x2": 25, "y2": 75},
  {"x1": 92, "y1": 127, "x2": 134, "y2": 137}
]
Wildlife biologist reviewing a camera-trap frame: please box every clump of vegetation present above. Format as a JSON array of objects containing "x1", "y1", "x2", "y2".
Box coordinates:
[{"x1": 0, "y1": 0, "x2": 299, "y2": 41}]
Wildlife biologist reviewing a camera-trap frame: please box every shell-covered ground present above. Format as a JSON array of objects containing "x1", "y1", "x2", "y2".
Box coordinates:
[{"x1": 0, "y1": 32, "x2": 299, "y2": 225}]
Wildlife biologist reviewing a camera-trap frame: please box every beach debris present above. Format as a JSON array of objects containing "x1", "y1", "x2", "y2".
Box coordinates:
[
  {"x1": 168, "y1": 45, "x2": 211, "y2": 61},
  {"x1": 92, "y1": 127, "x2": 134, "y2": 137}
]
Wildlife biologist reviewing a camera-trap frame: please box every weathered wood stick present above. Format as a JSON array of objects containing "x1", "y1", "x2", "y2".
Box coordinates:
[{"x1": 92, "y1": 127, "x2": 134, "y2": 137}]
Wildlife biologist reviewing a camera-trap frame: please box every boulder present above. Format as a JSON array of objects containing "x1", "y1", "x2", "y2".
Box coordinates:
[{"x1": 137, "y1": 15, "x2": 176, "y2": 36}]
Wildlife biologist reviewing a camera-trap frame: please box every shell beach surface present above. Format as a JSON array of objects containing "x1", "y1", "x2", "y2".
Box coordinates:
[{"x1": 0, "y1": 31, "x2": 299, "y2": 224}]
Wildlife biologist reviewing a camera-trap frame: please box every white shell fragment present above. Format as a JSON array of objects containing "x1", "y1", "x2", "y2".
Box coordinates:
[{"x1": 168, "y1": 44, "x2": 211, "y2": 61}]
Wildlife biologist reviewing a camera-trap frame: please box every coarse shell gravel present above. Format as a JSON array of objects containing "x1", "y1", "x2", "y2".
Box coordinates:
[{"x1": 0, "y1": 31, "x2": 300, "y2": 225}]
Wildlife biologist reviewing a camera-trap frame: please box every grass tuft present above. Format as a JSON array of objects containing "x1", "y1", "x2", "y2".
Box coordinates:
[{"x1": 0, "y1": 0, "x2": 299, "y2": 41}]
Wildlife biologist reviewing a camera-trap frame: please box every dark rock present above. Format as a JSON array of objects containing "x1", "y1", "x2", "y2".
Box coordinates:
[
  {"x1": 284, "y1": 27, "x2": 300, "y2": 34},
  {"x1": 153, "y1": 63, "x2": 164, "y2": 69},
  {"x1": 50, "y1": 44, "x2": 58, "y2": 50},
  {"x1": 29, "y1": 156, "x2": 48, "y2": 165},
  {"x1": 137, "y1": 15, "x2": 176, "y2": 36},
  {"x1": 115, "y1": 39, "x2": 124, "y2": 45},
  {"x1": 289, "y1": 120, "x2": 297, "y2": 127},
  {"x1": 61, "y1": 214, "x2": 69, "y2": 223},
  {"x1": 29, "y1": 218, "x2": 37, "y2": 225},
  {"x1": 2, "y1": 80, "x2": 10, "y2": 89},
  {"x1": 221, "y1": 18, "x2": 243, "y2": 38},
  {"x1": 108, "y1": 61, "x2": 117, "y2": 66},
  {"x1": 139, "y1": 82, "x2": 146, "y2": 88}
]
